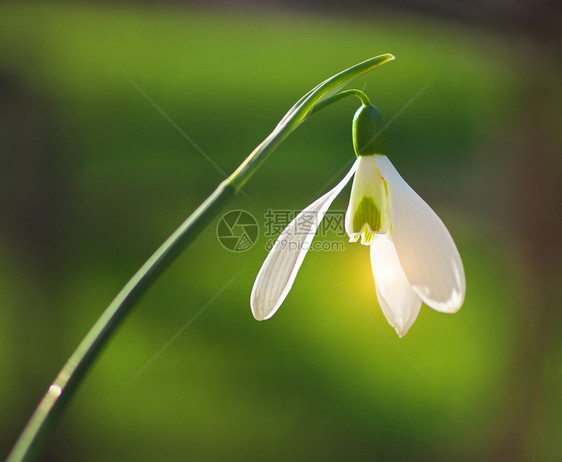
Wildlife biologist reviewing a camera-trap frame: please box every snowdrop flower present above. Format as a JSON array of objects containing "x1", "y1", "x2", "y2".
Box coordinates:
[{"x1": 251, "y1": 103, "x2": 465, "y2": 336}]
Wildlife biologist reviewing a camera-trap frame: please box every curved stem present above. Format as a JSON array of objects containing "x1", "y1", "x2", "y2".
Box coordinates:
[
  {"x1": 8, "y1": 181, "x2": 237, "y2": 462},
  {"x1": 308, "y1": 89, "x2": 371, "y2": 116},
  {"x1": 7, "y1": 53, "x2": 394, "y2": 462}
]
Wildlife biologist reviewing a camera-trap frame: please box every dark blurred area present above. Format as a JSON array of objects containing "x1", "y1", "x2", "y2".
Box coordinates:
[
  {"x1": 1, "y1": 1, "x2": 561, "y2": 461},
  {"x1": 235, "y1": 0, "x2": 562, "y2": 41}
]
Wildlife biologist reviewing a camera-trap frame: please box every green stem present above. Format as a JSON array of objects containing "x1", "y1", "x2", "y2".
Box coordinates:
[
  {"x1": 308, "y1": 89, "x2": 371, "y2": 116},
  {"x1": 7, "y1": 53, "x2": 394, "y2": 462}
]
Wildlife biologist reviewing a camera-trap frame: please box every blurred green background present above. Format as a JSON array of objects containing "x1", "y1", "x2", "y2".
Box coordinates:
[{"x1": 1, "y1": 2, "x2": 560, "y2": 461}]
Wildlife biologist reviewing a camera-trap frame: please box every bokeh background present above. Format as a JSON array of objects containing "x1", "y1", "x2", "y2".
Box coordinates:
[{"x1": 1, "y1": 1, "x2": 561, "y2": 461}]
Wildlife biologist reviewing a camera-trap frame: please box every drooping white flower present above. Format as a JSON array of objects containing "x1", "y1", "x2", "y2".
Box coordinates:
[{"x1": 251, "y1": 103, "x2": 465, "y2": 336}]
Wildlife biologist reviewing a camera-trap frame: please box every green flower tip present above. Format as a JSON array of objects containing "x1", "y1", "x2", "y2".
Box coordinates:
[
  {"x1": 352, "y1": 104, "x2": 387, "y2": 157},
  {"x1": 352, "y1": 196, "x2": 382, "y2": 244}
]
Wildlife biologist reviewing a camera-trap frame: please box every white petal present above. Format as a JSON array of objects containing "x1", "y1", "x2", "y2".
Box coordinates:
[
  {"x1": 370, "y1": 235, "x2": 422, "y2": 337},
  {"x1": 375, "y1": 155, "x2": 465, "y2": 313},
  {"x1": 250, "y1": 160, "x2": 358, "y2": 321},
  {"x1": 344, "y1": 155, "x2": 390, "y2": 244}
]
